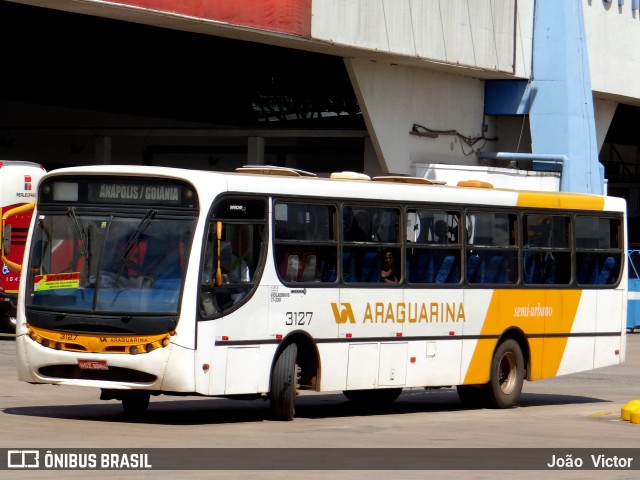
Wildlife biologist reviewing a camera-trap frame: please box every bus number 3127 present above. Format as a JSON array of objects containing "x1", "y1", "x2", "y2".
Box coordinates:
[{"x1": 285, "y1": 312, "x2": 313, "y2": 326}]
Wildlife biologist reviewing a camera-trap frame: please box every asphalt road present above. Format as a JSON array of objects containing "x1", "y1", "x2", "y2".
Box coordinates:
[{"x1": 1, "y1": 332, "x2": 639, "y2": 480}]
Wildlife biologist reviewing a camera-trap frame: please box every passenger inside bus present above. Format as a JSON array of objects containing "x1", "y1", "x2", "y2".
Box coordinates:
[
  {"x1": 220, "y1": 239, "x2": 250, "y2": 283},
  {"x1": 381, "y1": 249, "x2": 400, "y2": 283}
]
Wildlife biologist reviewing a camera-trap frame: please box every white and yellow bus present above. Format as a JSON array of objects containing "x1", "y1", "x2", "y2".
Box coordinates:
[{"x1": 15, "y1": 165, "x2": 627, "y2": 419}]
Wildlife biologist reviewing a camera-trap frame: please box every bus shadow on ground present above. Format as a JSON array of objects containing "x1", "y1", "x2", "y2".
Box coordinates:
[{"x1": 2, "y1": 389, "x2": 610, "y2": 425}]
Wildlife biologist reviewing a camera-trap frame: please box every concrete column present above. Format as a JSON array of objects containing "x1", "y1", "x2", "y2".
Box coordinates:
[
  {"x1": 247, "y1": 137, "x2": 265, "y2": 165},
  {"x1": 95, "y1": 136, "x2": 112, "y2": 165},
  {"x1": 363, "y1": 137, "x2": 383, "y2": 177},
  {"x1": 529, "y1": 0, "x2": 603, "y2": 193}
]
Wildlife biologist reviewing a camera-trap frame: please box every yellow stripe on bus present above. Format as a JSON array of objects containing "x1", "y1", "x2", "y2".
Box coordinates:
[
  {"x1": 463, "y1": 289, "x2": 583, "y2": 384},
  {"x1": 516, "y1": 192, "x2": 605, "y2": 211},
  {"x1": 27, "y1": 324, "x2": 171, "y2": 354}
]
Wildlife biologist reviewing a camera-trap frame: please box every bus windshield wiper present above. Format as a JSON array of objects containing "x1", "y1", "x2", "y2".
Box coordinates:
[
  {"x1": 67, "y1": 207, "x2": 89, "y2": 260},
  {"x1": 116, "y1": 209, "x2": 157, "y2": 279}
]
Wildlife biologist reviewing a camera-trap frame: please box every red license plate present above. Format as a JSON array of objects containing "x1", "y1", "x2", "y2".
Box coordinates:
[{"x1": 78, "y1": 359, "x2": 108, "y2": 370}]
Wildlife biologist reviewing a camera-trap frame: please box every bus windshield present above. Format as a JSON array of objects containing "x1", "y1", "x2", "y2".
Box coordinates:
[{"x1": 26, "y1": 210, "x2": 195, "y2": 314}]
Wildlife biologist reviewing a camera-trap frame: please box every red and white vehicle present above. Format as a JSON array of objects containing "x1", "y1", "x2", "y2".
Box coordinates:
[{"x1": 0, "y1": 161, "x2": 46, "y2": 332}]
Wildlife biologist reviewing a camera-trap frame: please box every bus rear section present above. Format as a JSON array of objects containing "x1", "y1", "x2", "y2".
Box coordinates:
[{"x1": 0, "y1": 161, "x2": 45, "y2": 332}]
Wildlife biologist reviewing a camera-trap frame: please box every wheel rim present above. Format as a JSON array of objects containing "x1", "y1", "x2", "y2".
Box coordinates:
[{"x1": 498, "y1": 351, "x2": 517, "y2": 394}]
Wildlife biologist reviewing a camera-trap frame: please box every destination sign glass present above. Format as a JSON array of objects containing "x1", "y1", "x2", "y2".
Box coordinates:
[
  {"x1": 88, "y1": 183, "x2": 182, "y2": 205},
  {"x1": 40, "y1": 176, "x2": 197, "y2": 209}
]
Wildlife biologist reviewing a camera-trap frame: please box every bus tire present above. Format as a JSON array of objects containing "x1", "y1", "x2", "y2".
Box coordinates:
[
  {"x1": 2, "y1": 315, "x2": 16, "y2": 334},
  {"x1": 343, "y1": 388, "x2": 402, "y2": 404},
  {"x1": 0, "y1": 301, "x2": 17, "y2": 334},
  {"x1": 270, "y1": 342, "x2": 298, "y2": 421},
  {"x1": 484, "y1": 339, "x2": 524, "y2": 409},
  {"x1": 122, "y1": 392, "x2": 150, "y2": 416}
]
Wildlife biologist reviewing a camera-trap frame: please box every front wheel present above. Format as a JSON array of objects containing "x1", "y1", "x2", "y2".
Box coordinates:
[
  {"x1": 484, "y1": 339, "x2": 524, "y2": 409},
  {"x1": 270, "y1": 343, "x2": 299, "y2": 421}
]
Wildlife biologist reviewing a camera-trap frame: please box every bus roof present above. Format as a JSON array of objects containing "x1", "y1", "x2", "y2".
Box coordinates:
[{"x1": 41, "y1": 165, "x2": 625, "y2": 212}]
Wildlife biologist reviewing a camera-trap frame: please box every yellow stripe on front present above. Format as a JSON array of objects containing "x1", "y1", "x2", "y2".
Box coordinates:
[
  {"x1": 516, "y1": 192, "x2": 605, "y2": 211},
  {"x1": 27, "y1": 324, "x2": 170, "y2": 354},
  {"x1": 463, "y1": 289, "x2": 583, "y2": 384}
]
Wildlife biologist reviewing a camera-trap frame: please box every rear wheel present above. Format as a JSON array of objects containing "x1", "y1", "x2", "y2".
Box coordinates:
[
  {"x1": 270, "y1": 343, "x2": 299, "y2": 421},
  {"x1": 484, "y1": 339, "x2": 524, "y2": 409}
]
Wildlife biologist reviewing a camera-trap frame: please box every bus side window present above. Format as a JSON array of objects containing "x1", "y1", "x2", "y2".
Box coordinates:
[
  {"x1": 466, "y1": 212, "x2": 517, "y2": 285},
  {"x1": 275, "y1": 202, "x2": 337, "y2": 284},
  {"x1": 279, "y1": 252, "x2": 300, "y2": 282},
  {"x1": 523, "y1": 214, "x2": 571, "y2": 286},
  {"x1": 201, "y1": 234, "x2": 215, "y2": 286},
  {"x1": 342, "y1": 247, "x2": 385, "y2": 283},
  {"x1": 575, "y1": 216, "x2": 623, "y2": 286},
  {"x1": 347, "y1": 211, "x2": 370, "y2": 242}
]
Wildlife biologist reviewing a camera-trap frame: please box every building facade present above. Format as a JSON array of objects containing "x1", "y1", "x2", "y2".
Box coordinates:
[{"x1": 2, "y1": 0, "x2": 640, "y2": 217}]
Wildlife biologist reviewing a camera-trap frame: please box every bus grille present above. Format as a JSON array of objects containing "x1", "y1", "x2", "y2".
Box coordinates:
[{"x1": 38, "y1": 365, "x2": 157, "y2": 383}]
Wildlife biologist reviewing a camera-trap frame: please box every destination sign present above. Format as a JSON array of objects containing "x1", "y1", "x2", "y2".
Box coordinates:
[
  {"x1": 39, "y1": 176, "x2": 197, "y2": 208},
  {"x1": 90, "y1": 184, "x2": 181, "y2": 203}
]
